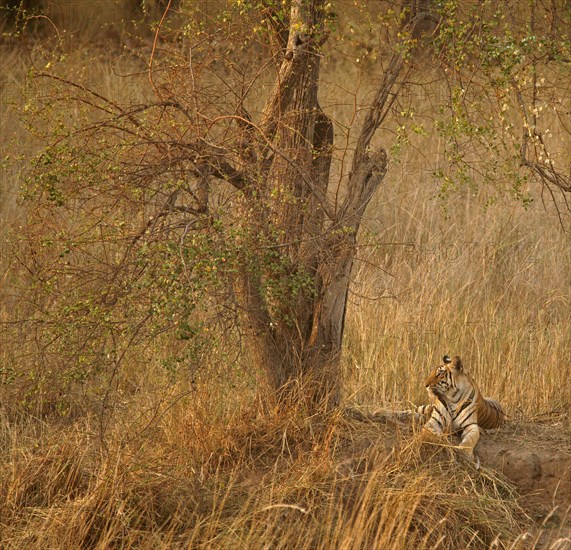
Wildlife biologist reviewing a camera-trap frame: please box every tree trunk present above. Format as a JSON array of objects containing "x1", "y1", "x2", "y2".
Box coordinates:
[{"x1": 233, "y1": 0, "x2": 396, "y2": 411}]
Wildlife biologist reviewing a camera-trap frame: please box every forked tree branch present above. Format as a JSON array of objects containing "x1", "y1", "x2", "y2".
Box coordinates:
[
  {"x1": 259, "y1": 0, "x2": 328, "y2": 144},
  {"x1": 340, "y1": 6, "x2": 441, "y2": 225},
  {"x1": 351, "y1": 52, "x2": 405, "y2": 172},
  {"x1": 512, "y1": 78, "x2": 571, "y2": 194},
  {"x1": 339, "y1": 53, "x2": 404, "y2": 225},
  {"x1": 261, "y1": 0, "x2": 291, "y2": 66}
]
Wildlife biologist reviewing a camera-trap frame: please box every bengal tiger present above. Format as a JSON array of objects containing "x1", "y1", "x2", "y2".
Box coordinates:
[
  {"x1": 372, "y1": 355, "x2": 505, "y2": 466},
  {"x1": 418, "y1": 354, "x2": 505, "y2": 464}
]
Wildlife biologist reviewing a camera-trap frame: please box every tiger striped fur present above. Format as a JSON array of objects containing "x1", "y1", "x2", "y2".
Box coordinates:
[
  {"x1": 421, "y1": 355, "x2": 505, "y2": 463},
  {"x1": 389, "y1": 404, "x2": 434, "y2": 424},
  {"x1": 363, "y1": 355, "x2": 504, "y2": 465}
]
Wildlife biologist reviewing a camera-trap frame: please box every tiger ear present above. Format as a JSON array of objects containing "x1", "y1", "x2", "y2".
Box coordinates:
[
  {"x1": 452, "y1": 356, "x2": 463, "y2": 372},
  {"x1": 442, "y1": 355, "x2": 452, "y2": 364}
]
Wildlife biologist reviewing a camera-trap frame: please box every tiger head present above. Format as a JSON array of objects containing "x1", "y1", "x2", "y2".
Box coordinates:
[{"x1": 424, "y1": 355, "x2": 465, "y2": 397}]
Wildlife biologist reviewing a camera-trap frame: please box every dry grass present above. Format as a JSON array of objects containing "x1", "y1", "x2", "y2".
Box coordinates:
[
  {"x1": 1, "y1": 3, "x2": 570, "y2": 548},
  {"x1": 346, "y1": 168, "x2": 571, "y2": 419},
  {"x1": 0, "y1": 406, "x2": 533, "y2": 549}
]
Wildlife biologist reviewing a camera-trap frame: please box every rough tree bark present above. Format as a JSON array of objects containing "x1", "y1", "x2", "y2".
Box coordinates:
[{"x1": 229, "y1": 0, "x2": 411, "y2": 410}]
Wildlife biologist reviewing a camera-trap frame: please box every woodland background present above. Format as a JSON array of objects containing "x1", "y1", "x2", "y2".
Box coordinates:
[{"x1": 0, "y1": 1, "x2": 569, "y2": 548}]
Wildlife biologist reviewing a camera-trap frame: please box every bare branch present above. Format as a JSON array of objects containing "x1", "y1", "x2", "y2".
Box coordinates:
[
  {"x1": 525, "y1": 161, "x2": 571, "y2": 193},
  {"x1": 341, "y1": 149, "x2": 388, "y2": 225},
  {"x1": 512, "y1": 78, "x2": 571, "y2": 195},
  {"x1": 176, "y1": 140, "x2": 250, "y2": 191},
  {"x1": 352, "y1": 52, "x2": 405, "y2": 170}
]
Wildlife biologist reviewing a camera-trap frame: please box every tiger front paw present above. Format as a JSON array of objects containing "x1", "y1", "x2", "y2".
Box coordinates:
[{"x1": 456, "y1": 446, "x2": 480, "y2": 469}]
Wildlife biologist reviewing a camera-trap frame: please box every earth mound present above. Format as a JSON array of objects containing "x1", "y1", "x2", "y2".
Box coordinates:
[{"x1": 345, "y1": 409, "x2": 570, "y2": 548}]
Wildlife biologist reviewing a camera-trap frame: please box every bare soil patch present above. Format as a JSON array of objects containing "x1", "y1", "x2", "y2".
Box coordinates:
[{"x1": 478, "y1": 420, "x2": 571, "y2": 549}]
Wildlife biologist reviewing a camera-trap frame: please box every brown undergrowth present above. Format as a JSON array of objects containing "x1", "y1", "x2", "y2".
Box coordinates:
[
  {"x1": 1, "y1": 3, "x2": 570, "y2": 548},
  {"x1": 1, "y1": 403, "x2": 551, "y2": 549}
]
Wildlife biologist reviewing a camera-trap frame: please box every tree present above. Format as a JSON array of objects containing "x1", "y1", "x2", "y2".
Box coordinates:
[{"x1": 10, "y1": 0, "x2": 570, "y2": 413}]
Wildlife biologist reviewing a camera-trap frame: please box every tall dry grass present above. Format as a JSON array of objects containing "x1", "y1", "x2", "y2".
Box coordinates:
[
  {"x1": 0, "y1": 405, "x2": 535, "y2": 548},
  {"x1": 1, "y1": 3, "x2": 570, "y2": 548},
  {"x1": 345, "y1": 159, "x2": 571, "y2": 419}
]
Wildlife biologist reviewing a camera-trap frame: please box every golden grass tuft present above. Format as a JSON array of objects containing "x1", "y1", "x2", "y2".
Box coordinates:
[{"x1": 0, "y1": 407, "x2": 532, "y2": 549}]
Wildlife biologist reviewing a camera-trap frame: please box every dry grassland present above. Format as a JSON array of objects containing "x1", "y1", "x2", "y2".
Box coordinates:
[{"x1": 0, "y1": 3, "x2": 570, "y2": 548}]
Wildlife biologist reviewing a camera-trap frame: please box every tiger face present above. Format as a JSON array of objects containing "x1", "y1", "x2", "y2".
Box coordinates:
[{"x1": 424, "y1": 355, "x2": 463, "y2": 397}]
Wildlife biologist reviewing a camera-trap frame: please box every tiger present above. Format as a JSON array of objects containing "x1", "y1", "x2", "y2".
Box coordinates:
[
  {"x1": 418, "y1": 354, "x2": 505, "y2": 464},
  {"x1": 371, "y1": 355, "x2": 505, "y2": 466}
]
